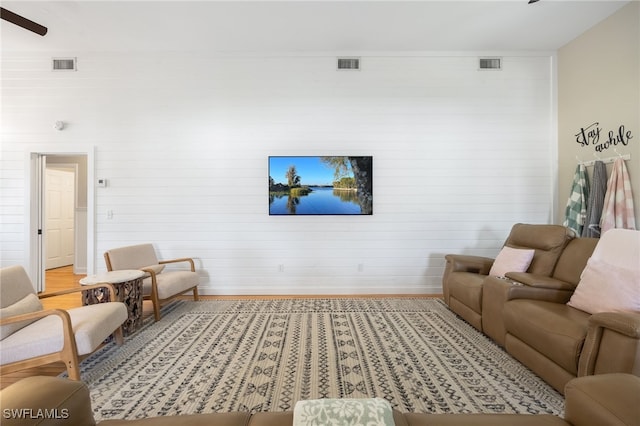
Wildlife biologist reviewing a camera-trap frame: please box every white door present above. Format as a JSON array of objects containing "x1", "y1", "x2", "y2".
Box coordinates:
[{"x1": 45, "y1": 168, "x2": 75, "y2": 269}]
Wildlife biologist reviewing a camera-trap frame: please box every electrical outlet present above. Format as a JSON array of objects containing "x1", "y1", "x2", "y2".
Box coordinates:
[
  {"x1": 278, "y1": 264, "x2": 284, "y2": 272},
  {"x1": 358, "y1": 263, "x2": 364, "y2": 272}
]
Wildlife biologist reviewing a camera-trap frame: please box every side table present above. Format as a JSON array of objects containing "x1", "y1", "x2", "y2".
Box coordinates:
[{"x1": 80, "y1": 269, "x2": 145, "y2": 337}]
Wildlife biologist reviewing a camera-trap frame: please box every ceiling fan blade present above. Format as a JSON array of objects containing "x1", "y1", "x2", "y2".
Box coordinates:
[{"x1": 1, "y1": 7, "x2": 48, "y2": 36}]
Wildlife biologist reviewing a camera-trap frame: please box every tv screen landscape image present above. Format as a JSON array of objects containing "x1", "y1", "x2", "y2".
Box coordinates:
[{"x1": 269, "y1": 156, "x2": 373, "y2": 215}]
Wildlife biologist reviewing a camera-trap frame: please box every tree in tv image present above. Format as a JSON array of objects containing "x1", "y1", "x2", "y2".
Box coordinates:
[{"x1": 268, "y1": 156, "x2": 373, "y2": 215}]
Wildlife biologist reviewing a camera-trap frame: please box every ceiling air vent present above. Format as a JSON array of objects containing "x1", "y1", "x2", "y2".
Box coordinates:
[
  {"x1": 337, "y1": 57, "x2": 360, "y2": 71},
  {"x1": 479, "y1": 57, "x2": 501, "y2": 70},
  {"x1": 52, "y1": 57, "x2": 77, "y2": 71}
]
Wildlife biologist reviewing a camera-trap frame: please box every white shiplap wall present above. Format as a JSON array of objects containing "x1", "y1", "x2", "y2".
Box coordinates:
[{"x1": 0, "y1": 52, "x2": 556, "y2": 294}]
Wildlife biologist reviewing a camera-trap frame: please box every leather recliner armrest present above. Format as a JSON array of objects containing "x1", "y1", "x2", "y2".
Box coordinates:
[
  {"x1": 579, "y1": 311, "x2": 640, "y2": 377},
  {"x1": 504, "y1": 272, "x2": 576, "y2": 291},
  {"x1": 589, "y1": 312, "x2": 640, "y2": 338},
  {"x1": 444, "y1": 254, "x2": 494, "y2": 275},
  {"x1": 564, "y1": 374, "x2": 640, "y2": 426},
  {"x1": 497, "y1": 273, "x2": 575, "y2": 304}
]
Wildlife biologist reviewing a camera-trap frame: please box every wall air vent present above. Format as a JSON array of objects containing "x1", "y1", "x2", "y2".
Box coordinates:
[
  {"x1": 337, "y1": 57, "x2": 360, "y2": 71},
  {"x1": 52, "y1": 57, "x2": 77, "y2": 71},
  {"x1": 479, "y1": 57, "x2": 501, "y2": 70}
]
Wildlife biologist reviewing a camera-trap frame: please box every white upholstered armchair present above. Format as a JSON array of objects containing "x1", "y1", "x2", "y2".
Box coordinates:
[
  {"x1": 104, "y1": 243, "x2": 200, "y2": 321},
  {"x1": 0, "y1": 265, "x2": 127, "y2": 380}
]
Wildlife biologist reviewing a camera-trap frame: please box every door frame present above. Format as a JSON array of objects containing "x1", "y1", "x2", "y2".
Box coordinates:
[{"x1": 26, "y1": 145, "x2": 95, "y2": 291}]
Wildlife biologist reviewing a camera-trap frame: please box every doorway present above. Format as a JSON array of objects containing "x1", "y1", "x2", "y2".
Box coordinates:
[
  {"x1": 45, "y1": 166, "x2": 76, "y2": 270},
  {"x1": 28, "y1": 148, "x2": 94, "y2": 292}
]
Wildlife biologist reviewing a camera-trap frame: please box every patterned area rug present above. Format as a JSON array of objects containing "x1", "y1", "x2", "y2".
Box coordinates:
[{"x1": 75, "y1": 298, "x2": 564, "y2": 420}]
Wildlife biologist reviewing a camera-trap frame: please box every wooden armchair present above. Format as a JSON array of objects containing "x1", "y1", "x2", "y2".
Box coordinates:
[
  {"x1": 104, "y1": 243, "x2": 200, "y2": 321},
  {"x1": 0, "y1": 265, "x2": 127, "y2": 380}
]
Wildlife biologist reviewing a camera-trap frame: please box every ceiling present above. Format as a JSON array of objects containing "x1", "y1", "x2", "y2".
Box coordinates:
[{"x1": 0, "y1": 1, "x2": 631, "y2": 54}]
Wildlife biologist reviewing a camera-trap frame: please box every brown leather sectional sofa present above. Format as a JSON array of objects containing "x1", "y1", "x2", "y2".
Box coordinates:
[
  {"x1": 443, "y1": 224, "x2": 640, "y2": 393},
  {"x1": 443, "y1": 224, "x2": 574, "y2": 331},
  {"x1": 1, "y1": 374, "x2": 639, "y2": 425}
]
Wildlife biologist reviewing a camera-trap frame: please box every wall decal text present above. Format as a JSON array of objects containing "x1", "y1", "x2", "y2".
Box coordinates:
[{"x1": 575, "y1": 122, "x2": 633, "y2": 152}]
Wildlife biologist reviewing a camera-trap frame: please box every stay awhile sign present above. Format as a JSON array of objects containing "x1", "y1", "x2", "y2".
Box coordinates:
[{"x1": 575, "y1": 122, "x2": 633, "y2": 153}]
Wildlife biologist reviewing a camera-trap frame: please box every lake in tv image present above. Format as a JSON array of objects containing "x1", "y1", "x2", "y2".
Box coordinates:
[{"x1": 268, "y1": 156, "x2": 373, "y2": 215}]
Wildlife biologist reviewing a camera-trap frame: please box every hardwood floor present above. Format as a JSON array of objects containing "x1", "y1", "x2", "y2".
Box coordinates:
[
  {"x1": 1, "y1": 265, "x2": 440, "y2": 389},
  {"x1": 38, "y1": 265, "x2": 85, "y2": 310}
]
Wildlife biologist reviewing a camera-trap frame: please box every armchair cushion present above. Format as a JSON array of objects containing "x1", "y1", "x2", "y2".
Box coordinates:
[
  {"x1": 0, "y1": 293, "x2": 43, "y2": 339},
  {"x1": 143, "y1": 271, "x2": 200, "y2": 300},
  {"x1": 0, "y1": 265, "x2": 37, "y2": 306},
  {"x1": 0, "y1": 303, "x2": 127, "y2": 365},
  {"x1": 568, "y1": 258, "x2": 640, "y2": 314},
  {"x1": 489, "y1": 247, "x2": 535, "y2": 277},
  {"x1": 106, "y1": 244, "x2": 159, "y2": 270}
]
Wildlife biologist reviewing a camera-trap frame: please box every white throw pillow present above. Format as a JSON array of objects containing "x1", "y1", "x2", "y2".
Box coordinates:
[
  {"x1": 489, "y1": 246, "x2": 535, "y2": 277},
  {"x1": 0, "y1": 293, "x2": 43, "y2": 339},
  {"x1": 567, "y1": 258, "x2": 640, "y2": 314}
]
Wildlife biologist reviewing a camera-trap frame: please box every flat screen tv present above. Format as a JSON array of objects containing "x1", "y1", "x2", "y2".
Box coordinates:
[{"x1": 269, "y1": 156, "x2": 373, "y2": 215}]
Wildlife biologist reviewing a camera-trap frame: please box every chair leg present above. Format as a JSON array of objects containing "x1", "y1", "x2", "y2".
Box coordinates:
[
  {"x1": 153, "y1": 301, "x2": 161, "y2": 321},
  {"x1": 114, "y1": 327, "x2": 124, "y2": 346},
  {"x1": 66, "y1": 353, "x2": 82, "y2": 381},
  {"x1": 193, "y1": 287, "x2": 200, "y2": 301},
  {"x1": 149, "y1": 286, "x2": 162, "y2": 321}
]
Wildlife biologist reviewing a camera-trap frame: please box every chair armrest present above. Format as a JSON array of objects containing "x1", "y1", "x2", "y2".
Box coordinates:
[
  {"x1": 38, "y1": 283, "x2": 118, "y2": 301},
  {"x1": 0, "y1": 309, "x2": 78, "y2": 357},
  {"x1": 442, "y1": 254, "x2": 494, "y2": 305},
  {"x1": 578, "y1": 311, "x2": 640, "y2": 376},
  {"x1": 502, "y1": 283, "x2": 574, "y2": 304},
  {"x1": 444, "y1": 254, "x2": 494, "y2": 275},
  {"x1": 0, "y1": 308, "x2": 71, "y2": 326},
  {"x1": 140, "y1": 266, "x2": 167, "y2": 299},
  {"x1": 500, "y1": 272, "x2": 576, "y2": 303},
  {"x1": 589, "y1": 312, "x2": 640, "y2": 339},
  {"x1": 140, "y1": 267, "x2": 159, "y2": 282},
  {"x1": 159, "y1": 257, "x2": 196, "y2": 272},
  {"x1": 504, "y1": 272, "x2": 576, "y2": 291}
]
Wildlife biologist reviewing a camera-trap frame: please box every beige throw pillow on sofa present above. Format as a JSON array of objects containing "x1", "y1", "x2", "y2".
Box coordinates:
[
  {"x1": 489, "y1": 246, "x2": 535, "y2": 277},
  {"x1": 567, "y1": 258, "x2": 640, "y2": 314}
]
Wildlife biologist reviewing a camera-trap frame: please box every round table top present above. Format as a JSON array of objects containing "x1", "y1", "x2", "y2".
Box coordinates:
[{"x1": 80, "y1": 269, "x2": 146, "y2": 285}]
